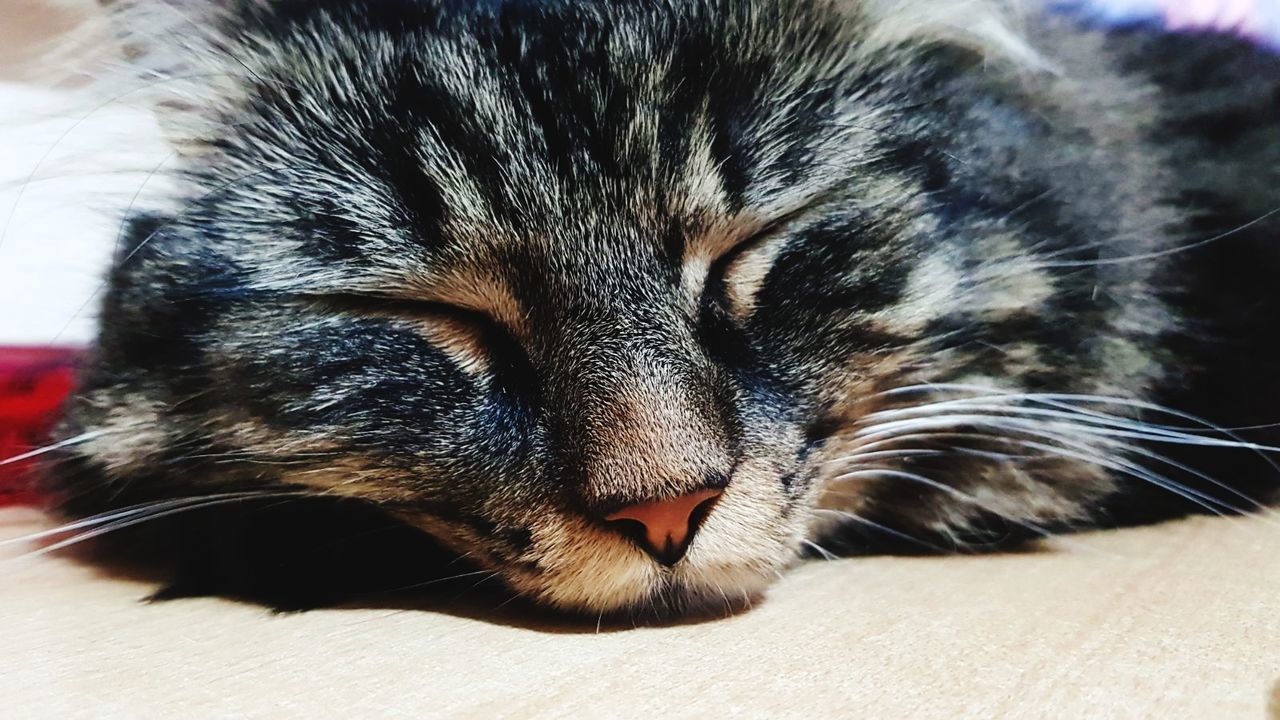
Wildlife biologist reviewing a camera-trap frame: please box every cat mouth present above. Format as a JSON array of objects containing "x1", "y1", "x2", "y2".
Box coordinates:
[
  {"x1": 411, "y1": 476, "x2": 799, "y2": 617},
  {"x1": 506, "y1": 547, "x2": 786, "y2": 619}
]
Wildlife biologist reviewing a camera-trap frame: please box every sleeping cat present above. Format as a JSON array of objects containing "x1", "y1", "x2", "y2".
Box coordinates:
[{"x1": 44, "y1": 0, "x2": 1280, "y2": 617}]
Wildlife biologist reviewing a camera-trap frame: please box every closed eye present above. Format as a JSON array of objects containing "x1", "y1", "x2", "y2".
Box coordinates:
[
  {"x1": 703, "y1": 223, "x2": 791, "y2": 321},
  {"x1": 315, "y1": 294, "x2": 523, "y2": 379},
  {"x1": 317, "y1": 293, "x2": 493, "y2": 328}
]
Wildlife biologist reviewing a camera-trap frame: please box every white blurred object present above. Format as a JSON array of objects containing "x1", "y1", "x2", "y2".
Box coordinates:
[
  {"x1": 0, "y1": 0, "x2": 170, "y2": 347},
  {"x1": 0, "y1": 84, "x2": 170, "y2": 346},
  {"x1": 1053, "y1": 0, "x2": 1280, "y2": 46}
]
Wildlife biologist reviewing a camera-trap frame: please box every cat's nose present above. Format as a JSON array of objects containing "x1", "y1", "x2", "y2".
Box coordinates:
[{"x1": 605, "y1": 488, "x2": 724, "y2": 566}]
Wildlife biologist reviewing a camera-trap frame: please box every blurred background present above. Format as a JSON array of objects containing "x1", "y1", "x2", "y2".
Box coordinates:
[{"x1": 0, "y1": 0, "x2": 167, "y2": 347}]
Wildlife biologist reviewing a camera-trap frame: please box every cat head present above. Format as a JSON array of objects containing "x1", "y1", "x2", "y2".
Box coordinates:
[{"x1": 56, "y1": 0, "x2": 1171, "y2": 615}]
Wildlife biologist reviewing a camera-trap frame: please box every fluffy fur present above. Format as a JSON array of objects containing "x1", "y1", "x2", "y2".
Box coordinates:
[{"x1": 45, "y1": 0, "x2": 1280, "y2": 617}]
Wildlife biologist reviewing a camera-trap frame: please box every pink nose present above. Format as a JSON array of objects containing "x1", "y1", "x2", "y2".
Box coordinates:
[{"x1": 605, "y1": 488, "x2": 724, "y2": 566}]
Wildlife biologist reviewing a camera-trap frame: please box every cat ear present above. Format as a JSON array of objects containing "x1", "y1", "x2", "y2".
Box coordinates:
[{"x1": 861, "y1": 0, "x2": 1052, "y2": 71}]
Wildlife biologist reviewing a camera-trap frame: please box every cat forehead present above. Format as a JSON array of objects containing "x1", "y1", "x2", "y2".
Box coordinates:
[
  {"x1": 360, "y1": 57, "x2": 811, "y2": 240},
  {"x1": 230, "y1": 0, "x2": 877, "y2": 250},
  {"x1": 190, "y1": 0, "x2": 925, "y2": 314}
]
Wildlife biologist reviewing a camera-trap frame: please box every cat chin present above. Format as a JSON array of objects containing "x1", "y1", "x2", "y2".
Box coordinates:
[
  {"x1": 501, "y1": 523, "x2": 794, "y2": 617},
  {"x1": 512, "y1": 557, "x2": 784, "y2": 619},
  {"x1": 498, "y1": 484, "x2": 802, "y2": 615},
  {"x1": 652, "y1": 561, "x2": 786, "y2": 618}
]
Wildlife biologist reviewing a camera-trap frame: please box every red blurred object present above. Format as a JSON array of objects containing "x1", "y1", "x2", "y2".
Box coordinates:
[{"x1": 0, "y1": 347, "x2": 82, "y2": 507}]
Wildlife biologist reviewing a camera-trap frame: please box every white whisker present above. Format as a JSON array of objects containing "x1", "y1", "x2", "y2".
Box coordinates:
[
  {"x1": 3, "y1": 491, "x2": 315, "y2": 561},
  {"x1": 880, "y1": 382, "x2": 1280, "y2": 452},
  {"x1": 372, "y1": 569, "x2": 497, "y2": 596},
  {"x1": 0, "y1": 431, "x2": 105, "y2": 467},
  {"x1": 1041, "y1": 206, "x2": 1280, "y2": 268},
  {"x1": 973, "y1": 424, "x2": 1245, "y2": 517},
  {"x1": 854, "y1": 411, "x2": 1280, "y2": 455},
  {"x1": 830, "y1": 466, "x2": 1115, "y2": 554},
  {"x1": 800, "y1": 538, "x2": 837, "y2": 560},
  {"x1": 819, "y1": 448, "x2": 945, "y2": 468},
  {"x1": 0, "y1": 491, "x2": 285, "y2": 548},
  {"x1": 811, "y1": 507, "x2": 951, "y2": 553},
  {"x1": 837, "y1": 397, "x2": 1277, "y2": 523}
]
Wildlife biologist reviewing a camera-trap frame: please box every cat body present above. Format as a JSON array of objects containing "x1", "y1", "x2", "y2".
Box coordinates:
[{"x1": 49, "y1": 0, "x2": 1280, "y2": 616}]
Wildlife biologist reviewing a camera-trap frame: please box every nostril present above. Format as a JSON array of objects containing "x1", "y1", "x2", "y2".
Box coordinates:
[{"x1": 604, "y1": 488, "x2": 724, "y2": 566}]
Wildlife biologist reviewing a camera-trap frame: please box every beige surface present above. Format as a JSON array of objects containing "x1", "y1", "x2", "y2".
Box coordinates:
[{"x1": 3, "y1": 507, "x2": 1279, "y2": 719}]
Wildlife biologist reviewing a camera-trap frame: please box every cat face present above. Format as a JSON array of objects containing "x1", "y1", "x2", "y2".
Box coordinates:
[{"x1": 58, "y1": 0, "x2": 1183, "y2": 615}]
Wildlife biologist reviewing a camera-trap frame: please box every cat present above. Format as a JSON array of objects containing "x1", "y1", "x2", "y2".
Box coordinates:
[{"x1": 42, "y1": 0, "x2": 1280, "y2": 618}]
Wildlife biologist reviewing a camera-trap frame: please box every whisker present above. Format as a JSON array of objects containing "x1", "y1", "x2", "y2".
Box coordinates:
[
  {"x1": 367, "y1": 568, "x2": 497, "y2": 596},
  {"x1": 854, "y1": 411, "x2": 1280, "y2": 454},
  {"x1": 0, "y1": 491, "x2": 280, "y2": 548},
  {"x1": 975, "y1": 425, "x2": 1246, "y2": 517},
  {"x1": 3, "y1": 491, "x2": 316, "y2": 561},
  {"x1": 818, "y1": 448, "x2": 946, "y2": 468},
  {"x1": 834, "y1": 466, "x2": 977, "y2": 502},
  {"x1": 979, "y1": 412, "x2": 1271, "y2": 512},
  {"x1": 830, "y1": 466, "x2": 1082, "y2": 547},
  {"x1": 800, "y1": 538, "x2": 838, "y2": 560},
  {"x1": 869, "y1": 385, "x2": 1280, "y2": 491},
  {"x1": 868, "y1": 402, "x2": 1261, "y2": 454},
  {"x1": 1041, "y1": 205, "x2": 1280, "y2": 268},
  {"x1": 855, "y1": 417, "x2": 1238, "y2": 512},
  {"x1": 881, "y1": 382, "x2": 1280, "y2": 444},
  {"x1": 811, "y1": 507, "x2": 952, "y2": 553},
  {"x1": 843, "y1": 408, "x2": 1273, "y2": 520},
  {"x1": 0, "y1": 431, "x2": 104, "y2": 467},
  {"x1": 109, "y1": 149, "x2": 177, "y2": 258}
]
